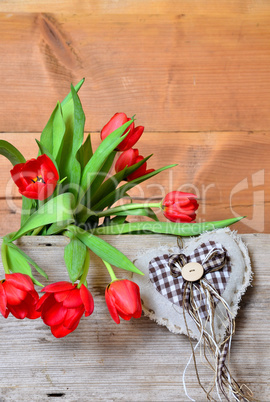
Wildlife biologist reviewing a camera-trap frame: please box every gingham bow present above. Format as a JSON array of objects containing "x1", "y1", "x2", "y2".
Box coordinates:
[{"x1": 149, "y1": 240, "x2": 231, "y2": 320}]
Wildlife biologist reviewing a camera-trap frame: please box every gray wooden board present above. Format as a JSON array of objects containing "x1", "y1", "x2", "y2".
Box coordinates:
[{"x1": 0, "y1": 234, "x2": 269, "y2": 401}]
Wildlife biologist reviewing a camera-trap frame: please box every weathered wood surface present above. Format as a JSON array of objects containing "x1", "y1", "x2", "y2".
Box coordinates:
[
  {"x1": 0, "y1": 234, "x2": 269, "y2": 401},
  {"x1": 0, "y1": 1, "x2": 270, "y2": 234},
  {"x1": 0, "y1": 131, "x2": 269, "y2": 235},
  {"x1": 0, "y1": 9, "x2": 270, "y2": 132}
]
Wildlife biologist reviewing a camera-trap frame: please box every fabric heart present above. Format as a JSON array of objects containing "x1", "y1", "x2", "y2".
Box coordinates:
[
  {"x1": 132, "y1": 228, "x2": 252, "y2": 343},
  {"x1": 132, "y1": 228, "x2": 253, "y2": 402},
  {"x1": 149, "y1": 241, "x2": 231, "y2": 321}
]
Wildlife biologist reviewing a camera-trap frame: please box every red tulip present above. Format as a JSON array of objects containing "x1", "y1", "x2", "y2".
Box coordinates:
[
  {"x1": 0, "y1": 273, "x2": 40, "y2": 319},
  {"x1": 36, "y1": 282, "x2": 94, "y2": 338},
  {"x1": 100, "y1": 112, "x2": 144, "y2": 151},
  {"x1": 10, "y1": 154, "x2": 59, "y2": 200},
  {"x1": 105, "y1": 279, "x2": 142, "y2": 324},
  {"x1": 162, "y1": 191, "x2": 199, "y2": 223},
  {"x1": 115, "y1": 148, "x2": 154, "y2": 181}
]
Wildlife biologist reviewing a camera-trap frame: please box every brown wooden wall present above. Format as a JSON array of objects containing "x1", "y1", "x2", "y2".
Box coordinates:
[{"x1": 1, "y1": 1, "x2": 270, "y2": 234}]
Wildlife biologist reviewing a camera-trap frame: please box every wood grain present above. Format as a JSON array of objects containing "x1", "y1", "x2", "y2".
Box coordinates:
[
  {"x1": 1, "y1": 1, "x2": 270, "y2": 14},
  {"x1": 0, "y1": 131, "x2": 269, "y2": 235},
  {"x1": 0, "y1": 10, "x2": 270, "y2": 132},
  {"x1": 0, "y1": 234, "x2": 268, "y2": 401}
]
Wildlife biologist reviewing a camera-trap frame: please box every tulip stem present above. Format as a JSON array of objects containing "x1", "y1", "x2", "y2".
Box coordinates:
[
  {"x1": 97, "y1": 202, "x2": 162, "y2": 217},
  {"x1": 103, "y1": 260, "x2": 118, "y2": 282},
  {"x1": 77, "y1": 249, "x2": 90, "y2": 289},
  {"x1": 1, "y1": 241, "x2": 10, "y2": 274}
]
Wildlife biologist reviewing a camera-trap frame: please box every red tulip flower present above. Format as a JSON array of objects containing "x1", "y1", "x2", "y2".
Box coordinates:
[
  {"x1": 10, "y1": 154, "x2": 59, "y2": 200},
  {"x1": 36, "y1": 282, "x2": 94, "y2": 338},
  {"x1": 162, "y1": 191, "x2": 199, "y2": 223},
  {"x1": 115, "y1": 148, "x2": 154, "y2": 181},
  {"x1": 100, "y1": 112, "x2": 144, "y2": 151},
  {"x1": 105, "y1": 279, "x2": 142, "y2": 324},
  {"x1": 0, "y1": 273, "x2": 40, "y2": 319}
]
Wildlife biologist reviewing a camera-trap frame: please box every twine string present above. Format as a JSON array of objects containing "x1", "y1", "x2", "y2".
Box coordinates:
[{"x1": 178, "y1": 248, "x2": 255, "y2": 401}]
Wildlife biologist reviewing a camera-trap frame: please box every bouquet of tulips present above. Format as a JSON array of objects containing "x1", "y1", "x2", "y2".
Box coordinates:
[{"x1": 0, "y1": 79, "x2": 243, "y2": 338}]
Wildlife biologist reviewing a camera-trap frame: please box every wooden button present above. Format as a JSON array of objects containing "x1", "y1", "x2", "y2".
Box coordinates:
[{"x1": 181, "y1": 262, "x2": 204, "y2": 282}]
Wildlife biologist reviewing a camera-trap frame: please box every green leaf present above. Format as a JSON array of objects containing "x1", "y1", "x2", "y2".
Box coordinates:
[
  {"x1": 0, "y1": 140, "x2": 26, "y2": 166},
  {"x1": 8, "y1": 243, "x2": 48, "y2": 279},
  {"x1": 114, "y1": 207, "x2": 159, "y2": 221},
  {"x1": 58, "y1": 84, "x2": 85, "y2": 200},
  {"x1": 75, "y1": 204, "x2": 97, "y2": 224},
  {"x1": 109, "y1": 216, "x2": 128, "y2": 225},
  {"x1": 83, "y1": 151, "x2": 117, "y2": 209},
  {"x1": 45, "y1": 220, "x2": 72, "y2": 235},
  {"x1": 90, "y1": 155, "x2": 152, "y2": 209},
  {"x1": 92, "y1": 217, "x2": 245, "y2": 236},
  {"x1": 93, "y1": 163, "x2": 177, "y2": 212},
  {"x1": 11, "y1": 193, "x2": 75, "y2": 241},
  {"x1": 64, "y1": 234, "x2": 87, "y2": 282},
  {"x1": 76, "y1": 134, "x2": 93, "y2": 171},
  {"x1": 61, "y1": 78, "x2": 85, "y2": 107},
  {"x1": 53, "y1": 102, "x2": 66, "y2": 163},
  {"x1": 80, "y1": 120, "x2": 133, "y2": 196},
  {"x1": 6, "y1": 245, "x2": 44, "y2": 287},
  {"x1": 21, "y1": 198, "x2": 37, "y2": 227},
  {"x1": 67, "y1": 225, "x2": 143, "y2": 276},
  {"x1": 39, "y1": 78, "x2": 84, "y2": 155}
]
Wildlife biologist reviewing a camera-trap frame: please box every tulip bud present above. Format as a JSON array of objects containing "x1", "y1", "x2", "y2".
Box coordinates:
[
  {"x1": 115, "y1": 148, "x2": 154, "y2": 181},
  {"x1": 162, "y1": 191, "x2": 199, "y2": 223},
  {"x1": 0, "y1": 273, "x2": 40, "y2": 319},
  {"x1": 105, "y1": 279, "x2": 142, "y2": 324},
  {"x1": 100, "y1": 113, "x2": 143, "y2": 151}
]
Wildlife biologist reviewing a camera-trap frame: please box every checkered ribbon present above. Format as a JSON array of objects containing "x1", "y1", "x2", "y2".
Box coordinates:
[{"x1": 149, "y1": 240, "x2": 231, "y2": 321}]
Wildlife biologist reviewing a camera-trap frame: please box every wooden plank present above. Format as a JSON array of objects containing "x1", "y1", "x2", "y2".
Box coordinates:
[
  {"x1": 1, "y1": 0, "x2": 270, "y2": 14},
  {"x1": 0, "y1": 131, "x2": 269, "y2": 234},
  {"x1": 0, "y1": 234, "x2": 268, "y2": 401},
  {"x1": 0, "y1": 11, "x2": 270, "y2": 132}
]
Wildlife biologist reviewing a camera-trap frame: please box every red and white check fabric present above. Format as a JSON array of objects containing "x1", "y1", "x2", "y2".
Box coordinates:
[{"x1": 149, "y1": 241, "x2": 231, "y2": 321}]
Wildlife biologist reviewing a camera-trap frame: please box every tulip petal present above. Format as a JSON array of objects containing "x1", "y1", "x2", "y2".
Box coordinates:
[
  {"x1": 115, "y1": 148, "x2": 139, "y2": 173},
  {"x1": 5, "y1": 273, "x2": 34, "y2": 291},
  {"x1": 4, "y1": 282, "x2": 27, "y2": 305},
  {"x1": 63, "y1": 288, "x2": 83, "y2": 308},
  {"x1": 36, "y1": 292, "x2": 52, "y2": 311},
  {"x1": 41, "y1": 282, "x2": 76, "y2": 293},
  {"x1": 50, "y1": 323, "x2": 74, "y2": 338},
  {"x1": 39, "y1": 154, "x2": 59, "y2": 183},
  {"x1": 127, "y1": 156, "x2": 147, "y2": 181},
  {"x1": 8, "y1": 301, "x2": 29, "y2": 319},
  {"x1": 29, "y1": 289, "x2": 40, "y2": 303},
  {"x1": 0, "y1": 282, "x2": 7, "y2": 317},
  {"x1": 105, "y1": 287, "x2": 120, "y2": 324},
  {"x1": 41, "y1": 301, "x2": 67, "y2": 326},
  {"x1": 26, "y1": 303, "x2": 41, "y2": 319},
  {"x1": 54, "y1": 290, "x2": 71, "y2": 303},
  {"x1": 111, "y1": 280, "x2": 140, "y2": 316},
  {"x1": 51, "y1": 311, "x2": 83, "y2": 337},
  {"x1": 10, "y1": 163, "x2": 29, "y2": 190},
  {"x1": 100, "y1": 113, "x2": 129, "y2": 142},
  {"x1": 80, "y1": 284, "x2": 94, "y2": 316},
  {"x1": 21, "y1": 293, "x2": 40, "y2": 318},
  {"x1": 64, "y1": 306, "x2": 84, "y2": 329},
  {"x1": 117, "y1": 311, "x2": 132, "y2": 321},
  {"x1": 117, "y1": 122, "x2": 141, "y2": 151}
]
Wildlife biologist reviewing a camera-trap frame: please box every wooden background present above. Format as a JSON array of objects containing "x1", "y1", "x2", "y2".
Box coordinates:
[
  {"x1": 0, "y1": 1, "x2": 270, "y2": 235},
  {"x1": 0, "y1": 2, "x2": 270, "y2": 401},
  {"x1": 0, "y1": 234, "x2": 269, "y2": 401}
]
